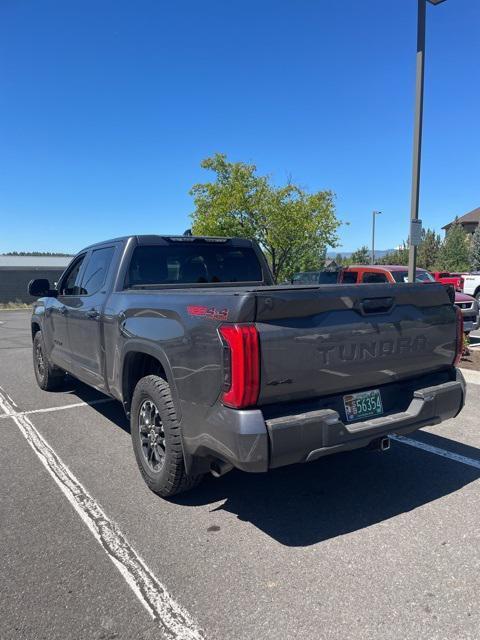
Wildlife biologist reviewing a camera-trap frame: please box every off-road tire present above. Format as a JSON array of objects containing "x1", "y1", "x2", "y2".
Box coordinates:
[
  {"x1": 33, "y1": 331, "x2": 65, "y2": 391},
  {"x1": 130, "y1": 375, "x2": 203, "y2": 497}
]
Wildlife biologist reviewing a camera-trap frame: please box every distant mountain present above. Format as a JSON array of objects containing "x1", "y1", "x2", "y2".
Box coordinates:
[{"x1": 327, "y1": 249, "x2": 395, "y2": 259}]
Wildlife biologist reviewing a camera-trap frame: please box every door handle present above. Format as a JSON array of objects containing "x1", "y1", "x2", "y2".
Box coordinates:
[
  {"x1": 59, "y1": 306, "x2": 68, "y2": 315},
  {"x1": 86, "y1": 309, "x2": 100, "y2": 319},
  {"x1": 358, "y1": 297, "x2": 395, "y2": 315}
]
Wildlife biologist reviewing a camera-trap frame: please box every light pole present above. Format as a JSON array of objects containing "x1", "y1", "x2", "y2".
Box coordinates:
[
  {"x1": 372, "y1": 210, "x2": 382, "y2": 264},
  {"x1": 408, "y1": 0, "x2": 447, "y2": 282}
]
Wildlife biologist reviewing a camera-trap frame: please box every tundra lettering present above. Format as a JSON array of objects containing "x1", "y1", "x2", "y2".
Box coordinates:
[{"x1": 317, "y1": 335, "x2": 428, "y2": 366}]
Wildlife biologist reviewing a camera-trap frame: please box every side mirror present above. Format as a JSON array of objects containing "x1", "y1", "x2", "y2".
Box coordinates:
[{"x1": 28, "y1": 279, "x2": 56, "y2": 298}]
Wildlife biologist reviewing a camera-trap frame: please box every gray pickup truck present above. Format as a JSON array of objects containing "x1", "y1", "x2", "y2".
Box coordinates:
[{"x1": 28, "y1": 235, "x2": 466, "y2": 497}]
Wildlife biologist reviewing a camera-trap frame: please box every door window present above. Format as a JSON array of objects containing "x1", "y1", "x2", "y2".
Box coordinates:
[
  {"x1": 362, "y1": 272, "x2": 389, "y2": 283},
  {"x1": 80, "y1": 247, "x2": 115, "y2": 295},
  {"x1": 59, "y1": 255, "x2": 86, "y2": 296},
  {"x1": 342, "y1": 271, "x2": 358, "y2": 283}
]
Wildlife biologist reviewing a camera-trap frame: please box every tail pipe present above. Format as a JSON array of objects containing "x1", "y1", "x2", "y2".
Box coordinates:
[{"x1": 368, "y1": 436, "x2": 391, "y2": 452}]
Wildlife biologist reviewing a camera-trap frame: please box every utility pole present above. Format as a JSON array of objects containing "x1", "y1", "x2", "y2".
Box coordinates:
[
  {"x1": 372, "y1": 211, "x2": 381, "y2": 264},
  {"x1": 408, "y1": 0, "x2": 447, "y2": 282}
]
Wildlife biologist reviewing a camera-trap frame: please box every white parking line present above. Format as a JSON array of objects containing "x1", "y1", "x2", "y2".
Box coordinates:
[
  {"x1": 0, "y1": 397, "x2": 113, "y2": 419},
  {"x1": 0, "y1": 387, "x2": 205, "y2": 640},
  {"x1": 391, "y1": 434, "x2": 480, "y2": 470}
]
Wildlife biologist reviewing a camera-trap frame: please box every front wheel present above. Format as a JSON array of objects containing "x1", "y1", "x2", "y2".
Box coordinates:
[
  {"x1": 33, "y1": 331, "x2": 65, "y2": 391},
  {"x1": 130, "y1": 375, "x2": 203, "y2": 497}
]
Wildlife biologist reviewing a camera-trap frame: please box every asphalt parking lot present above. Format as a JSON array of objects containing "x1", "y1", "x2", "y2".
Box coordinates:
[{"x1": 1, "y1": 310, "x2": 480, "y2": 640}]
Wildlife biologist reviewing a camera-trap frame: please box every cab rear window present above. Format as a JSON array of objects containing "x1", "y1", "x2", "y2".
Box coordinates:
[{"x1": 125, "y1": 244, "x2": 263, "y2": 287}]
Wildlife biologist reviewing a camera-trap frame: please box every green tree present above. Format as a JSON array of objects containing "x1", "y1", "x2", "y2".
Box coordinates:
[
  {"x1": 437, "y1": 221, "x2": 470, "y2": 272},
  {"x1": 349, "y1": 246, "x2": 370, "y2": 264},
  {"x1": 190, "y1": 153, "x2": 341, "y2": 282},
  {"x1": 2, "y1": 251, "x2": 72, "y2": 257},
  {"x1": 417, "y1": 228, "x2": 441, "y2": 271},
  {"x1": 378, "y1": 242, "x2": 409, "y2": 266},
  {"x1": 469, "y1": 226, "x2": 480, "y2": 271}
]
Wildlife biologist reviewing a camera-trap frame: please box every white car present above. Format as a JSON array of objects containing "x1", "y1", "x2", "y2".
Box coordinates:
[{"x1": 463, "y1": 273, "x2": 480, "y2": 302}]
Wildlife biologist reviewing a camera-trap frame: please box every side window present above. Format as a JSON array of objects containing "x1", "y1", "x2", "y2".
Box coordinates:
[
  {"x1": 59, "y1": 255, "x2": 86, "y2": 296},
  {"x1": 363, "y1": 272, "x2": 388, "y2": 283},
  {"x1": 342, "y1": 271, "x2": 358, "y2": 283},
  {"x1": 80, "y1": 247, "x2": 115, "y2": 296}
]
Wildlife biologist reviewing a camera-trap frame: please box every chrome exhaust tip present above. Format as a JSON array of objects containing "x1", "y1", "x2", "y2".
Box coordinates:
[
  {"x1": 368, "y1": 436, "x2": 391, "y2": 452},
  {"x1": 379, "y1": 437, "x2": 390, "y2": 452}
]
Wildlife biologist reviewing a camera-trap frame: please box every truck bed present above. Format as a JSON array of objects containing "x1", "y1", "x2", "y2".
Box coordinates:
[{"x1": 118, "y1": 281, "x2": 458, "y2": 405}]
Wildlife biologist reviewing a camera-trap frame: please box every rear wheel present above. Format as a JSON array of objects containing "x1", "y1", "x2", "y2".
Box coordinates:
[
  {"x1": 130, "y1": 375, "x2": 203, "y2": 497},
  {"x1": 33, "y1": 331, "x2": 65, "y2": 391}
]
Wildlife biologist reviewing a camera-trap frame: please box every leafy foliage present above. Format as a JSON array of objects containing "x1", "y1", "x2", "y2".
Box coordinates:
[
  {"x1": 469, "y1": 226, "x2": 480, "y2": 271},
  {"x1": 377, "y1": 228, "x2": 445, "y2": 272},
  {"x1": 416, "y1": 228, "x2": 441, "y2": 271},
  {"x1": 436, "y1": 220, "x2": 471, "y2": 272},
  {"x1": 190, "y1": 154, "x2": 341, "y2": 282},
  {"x1": 334, "y1": 252, "x2": 347, "y2": 266},
  {"x1": 349, "y1": 245, "x2": 370, "y2": 264},
  {"x1": 378, "y1": 243, "x2": 409, "y2": 266},
  {"x1": 2, "y1": 251, "x2": 72, "y2": 256}
]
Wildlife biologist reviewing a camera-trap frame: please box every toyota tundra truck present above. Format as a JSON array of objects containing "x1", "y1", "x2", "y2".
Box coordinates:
[{"x1": 28, "y1": 235, "x2": 466, "y2": 497}]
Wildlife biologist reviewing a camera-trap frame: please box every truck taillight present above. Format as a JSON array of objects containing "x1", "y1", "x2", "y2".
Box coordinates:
[
  {"x1": 454, "y1": 306, "x2": 464, "y2": 367},
  {"x1": 219, "y1": 324, "x2": 259, "y2": 408}
]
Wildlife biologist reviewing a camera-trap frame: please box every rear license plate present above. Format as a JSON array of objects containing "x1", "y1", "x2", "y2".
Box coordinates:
[{"x1": 343, "y1": 389, "x2": 383, "y2": 422}]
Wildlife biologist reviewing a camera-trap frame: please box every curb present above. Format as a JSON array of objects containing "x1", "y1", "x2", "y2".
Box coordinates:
[{"x1": 459, "y1": 368, "x2": 480, "y2": 385}]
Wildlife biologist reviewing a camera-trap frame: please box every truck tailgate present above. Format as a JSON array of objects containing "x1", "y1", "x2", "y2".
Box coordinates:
[{"x1": 254, "y1": 283, "x2": 457, "y2": 405}]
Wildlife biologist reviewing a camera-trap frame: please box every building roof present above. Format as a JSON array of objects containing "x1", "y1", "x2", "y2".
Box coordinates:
[
  {"x1": 0, "y1": 256, "x2": 72, "y2": 268},
  {"x1": 442, "y1": 207, "x2": 480, "y2": 230}
]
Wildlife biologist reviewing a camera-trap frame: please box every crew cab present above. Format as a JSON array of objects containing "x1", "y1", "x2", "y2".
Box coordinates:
[
  {"x1": 29, "y1": 236, "x2": 466, "y2": 497},
  {"x1": 339, "y1": 265, "x2": 479, "y2": 333}
]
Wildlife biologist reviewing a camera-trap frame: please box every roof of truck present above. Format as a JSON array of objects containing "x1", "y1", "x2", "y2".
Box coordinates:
[
  {"x1": 81, "y1": 235, "x2": 252, "y2": 251},
  {"x1": 346, "y1": 264, "x2": 427, "y2": 272}
]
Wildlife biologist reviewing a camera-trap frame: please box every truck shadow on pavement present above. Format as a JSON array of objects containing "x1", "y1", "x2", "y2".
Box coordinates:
[
  {"x1": 173, "y1": 432, "x2": 480, "y2": 547},
  {"x1": 70, "y1": 382, "x2": 480, "y2": 548}
]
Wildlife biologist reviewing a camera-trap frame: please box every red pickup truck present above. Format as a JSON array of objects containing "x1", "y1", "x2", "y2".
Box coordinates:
[
  {"x1": 339, "y1": 265, "x2": 479, "y2": 334},
  {"x1": 431, "y1": 271, "x2": 464, "y2": 291}
]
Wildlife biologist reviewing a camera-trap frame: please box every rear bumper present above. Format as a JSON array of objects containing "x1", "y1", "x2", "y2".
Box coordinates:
[
  {"x1": 266, "y1": 370, "x2": 465, "y2": 468},
  {"x1": 183, "y1": 369, "x2": 466, "y2": 473}
]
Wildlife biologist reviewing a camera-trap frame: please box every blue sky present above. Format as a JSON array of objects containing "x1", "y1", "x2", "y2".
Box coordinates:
[{"x1": 0, "y1": 0, "x2": 478, "y2": 254}]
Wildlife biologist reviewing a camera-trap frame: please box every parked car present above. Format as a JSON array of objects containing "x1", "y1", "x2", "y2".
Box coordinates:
[
  {"x1": 463, "y1": 272, "x2": 480, "y2": 303},
  {"x1": 28, "y1": 237, "x2": 465, "y2": 497},
  {"x1": 340, "y1": 265, "x2": 479, "y2": 333},
  {"x1": 431, "y1": 271, "x2": 464, "y2": 292},
  {"x1": 454, "y1": 292, "x2": 480, "y2": 334}
]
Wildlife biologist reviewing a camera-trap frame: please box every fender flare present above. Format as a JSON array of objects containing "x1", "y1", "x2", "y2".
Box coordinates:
[
  {"x1": 120, "y1": 339, "x2": 196, "y2": 472},
  {"x1": 30, "y1": 311, "x2": 45, "y2": 340},
  {"x1": 120, "y1": 339, "x2": 181, "y2": 419}
]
